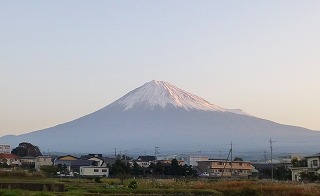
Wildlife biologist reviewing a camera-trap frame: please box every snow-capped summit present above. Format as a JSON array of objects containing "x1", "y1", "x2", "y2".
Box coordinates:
[{"x1": 112, "y1": 80, "x2": 247, "y2": 115}]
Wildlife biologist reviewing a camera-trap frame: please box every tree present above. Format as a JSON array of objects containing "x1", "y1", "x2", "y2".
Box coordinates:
[
  {"x1": 155, "y1": 161, "x2": 165, "y2": 175},
  {"x1": 111, "y1": 160, "x2": 130, "y2": 184},
  {"x1": 40, "y1": 165, "x2": 59, "y2": 177},
  {"x1": 291, "y1": 157, "x2": 307, "y2": 167},
  {"x1": 11, "y1": 142, "x2": 42, "y2": 157},
  {"x1": 274, "y1": 166, "x2": 291, "y2": 181},
  {"x1": 131, "y1": 162, "x2": 143, "y2": 176},
  {"x1": 300, "y1": 172, "x2": 319, "y2": 182},
  {"x1": 171, "y1": 159, "x2": 182, "y2": 175},
  {"x1": 233, "y1": 157, "x2": 243, "y2": 161}
]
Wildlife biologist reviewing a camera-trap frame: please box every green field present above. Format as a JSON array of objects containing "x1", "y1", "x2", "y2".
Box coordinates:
[{"x1": 0, "y1": 176, "x2": 320, "y2": 196}]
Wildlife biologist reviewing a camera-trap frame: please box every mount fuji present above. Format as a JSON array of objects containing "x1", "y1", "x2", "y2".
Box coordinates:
[{"x1": 1, "y1": 80, "x2": 319, "y2": 154}]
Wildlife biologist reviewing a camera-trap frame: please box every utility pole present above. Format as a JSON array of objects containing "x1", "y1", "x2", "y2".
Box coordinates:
[
  {"x1": 269, "y1": 138, "x2": 275, "y2": 181},
  {"x1": 154, "y1": 146, "x2": 160, "y2": 163},
  {"x1": 124, "y1": 150, "x2": 127, "y2": 161},
  {"x1": 230, "y1": 141, "x2": 233, "y2": 177},
  {"x1": 113, "y1": 148, "x2": 117, "y2": 159}
]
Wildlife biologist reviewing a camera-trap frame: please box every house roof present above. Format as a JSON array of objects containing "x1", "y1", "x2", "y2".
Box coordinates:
[
  {"x1": 56, "y1": 155, "x2": 78, "y2": 161},
  {"x1": 0, "y1": 153, "x2": 20, "y2": 159},
  {"x1": 137, "y1": 156, "x2": 156, "y2": 162},
  {"x1": 20, "y1": 156, "x2": 36, "y2": 159},
  {"x1": 81, "y1": 154, "x2": 103, "y2": 160},
  {"x1": 70, "y1": 160, "x2": 93, "y2": 166},
  {"x1": 305, "y1": 153, "x2": 320, "y2": 158}
]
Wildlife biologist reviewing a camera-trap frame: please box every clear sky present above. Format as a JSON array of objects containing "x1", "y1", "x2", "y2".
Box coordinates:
[{"x1": 1, "y1": 0, "x2": 320, "y2": 136}]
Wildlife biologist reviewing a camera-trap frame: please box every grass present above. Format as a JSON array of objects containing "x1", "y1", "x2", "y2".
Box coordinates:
[
  {"x1": 61, "y1": 178, "x2": 320, "y2": 195},
  {"x1": 1, "y1": 176, "x2": 320, "y2": 195}
]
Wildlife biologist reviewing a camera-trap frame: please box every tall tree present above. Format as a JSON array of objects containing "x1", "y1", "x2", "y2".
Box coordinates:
[{"x1": 11, "y1": 142, "x2": 42, "y2": 157}]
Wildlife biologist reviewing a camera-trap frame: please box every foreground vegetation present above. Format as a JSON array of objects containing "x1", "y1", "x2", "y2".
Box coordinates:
[{"x1": 1, "y1": 173, "x2": 320, "y2": 196}]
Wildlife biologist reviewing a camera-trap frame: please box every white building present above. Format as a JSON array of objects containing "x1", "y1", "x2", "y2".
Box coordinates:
[
  {"x1": 0, "y1": 145, "x2": 10, "y2": 154},
  {"x1": 35, "y1": 156, "x2": 53, "y2": 171},
  {"x1": 188, "y1": 155, "x2": 209, "y2": 167},
  {"x1": 291, "y1": 153, "x2": 320, "y2": 181},
  {"x1": 80, "y1": 166, "x2": 109, "y2": 177}
]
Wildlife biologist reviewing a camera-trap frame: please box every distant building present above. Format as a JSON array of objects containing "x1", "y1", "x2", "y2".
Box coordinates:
[
  {"x1": 291, "y1": 153, "x2": 320, "y2": 181},
  {"x1": 20, "y1": 156, "x2": 36, "y2": 166},
  {"x1": 0, "y1": 153, "x2": 21, "y2": 166},
  {"x1": 135, "y1": 156, "x2": 156, "y2": 168},
  {"x1": 35, "y1": 156, "x2": 53, "y2": 171},
  {"x1": 54, "y1": 155, "x2": 95, "y2": 173},
  {"x1": 0, "y1": 145, "x2": 10, "y2": 154},
  {"x1": 197, "y1": 159, "x2": 254, "y2": 178},
  {"x1": 80, "y1": 166, "x2": 109, "y2": 177},
  {"x1": 157, "y1": 159, "x2": 184, "y2": 166},
  {"x1": 187, "y1": 155, "x2": 209, "y2": 167}
]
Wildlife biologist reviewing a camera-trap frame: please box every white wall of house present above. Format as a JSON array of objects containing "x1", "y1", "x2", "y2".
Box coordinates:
[
  {"x1": 6, "y1": 158, "x2": 21, "y2": 166},
  {"x1": 35, "y1": 156, "x2": 53, "y2": 171},
  {"x1": 188, "y1": 155, "x2": 209, "y2": 167},
  {"x1": 290, "y1": 156, "x2": 320, "y2": 181},
  {"x1": 307, "y1": 157, "x2": 320, "y2": 168},
  {"x1": 80, "y1": 166, "x2": 109, "y2": 177},
  {"x1": 136, "y1": 161, "x2": 151, "y2": 168},
  {"x1": 0, "y1": 145, "x2": 10, "y2": 154}
]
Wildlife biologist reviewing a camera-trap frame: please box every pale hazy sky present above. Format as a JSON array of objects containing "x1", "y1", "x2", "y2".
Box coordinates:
[{"x1": 1, "y1": 0, "x2": 320, "y2": 136}]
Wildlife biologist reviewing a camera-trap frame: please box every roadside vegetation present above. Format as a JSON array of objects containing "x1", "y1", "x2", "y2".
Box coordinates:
[{"x1": 1, "y1": 174, "x2": 320, "y2": 195}]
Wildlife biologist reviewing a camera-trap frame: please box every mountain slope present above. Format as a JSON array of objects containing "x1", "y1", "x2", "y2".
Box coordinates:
[{"x1": 1, "y1": 80, "x2": 319, "y2": 154}]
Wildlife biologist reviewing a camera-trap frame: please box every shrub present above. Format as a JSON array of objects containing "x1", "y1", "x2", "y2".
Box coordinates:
[
  {"x1": 94, "y1": 177, "x2": 102, "y2": 183},
  {"x1": 128, "y1": 180, "x2": 138, "y2": 189}
]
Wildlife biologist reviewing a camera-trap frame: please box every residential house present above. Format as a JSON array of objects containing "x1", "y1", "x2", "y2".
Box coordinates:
[
  {"x1": 187, "y1": 155, "x2": 209, "y2": 167},
  {"x1": 35, "y1": 156, "x2": 53, "y2": 171},
  {"x1": 0, "y1": 145, "x2": 10, "y2": 154},
  {"x1": 0, "y1": 153, "x2": 21, "y2": 166},
  {"x1": 81, "y1": 154, "x2": 103, "y2": 160},
  {"x1": 291, "y1": 153, "x2": 320, "y2": 181},
  {"x1": 135, "y1": 156, "x2": 156, "y2": 168},
  {"x1": 54, "y1": 155, "x2": 97, "y2": 173},
  {"x1": 20, "y1": 156, "x2": 36, "y2": 167},
  {"x1": 197, "y1": 159, "x2": 254, "y2": 178},
  {"x1": 157, "y1": 159, "x2": 185, "y2": 166},
  {"x1": 80, "y1": 166, "x2": 109, "y2": 177},
  {"x1": 54, "y1": 155, "x2": 78, "y2": 164}
]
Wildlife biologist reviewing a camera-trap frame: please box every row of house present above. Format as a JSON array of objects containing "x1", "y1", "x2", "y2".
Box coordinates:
[
  {"x1": 10, "y1": 143, "x2": 317, "y2": 180},
  {"x1": 0, "y1": 153, "x2": 110, "y2": 177}
]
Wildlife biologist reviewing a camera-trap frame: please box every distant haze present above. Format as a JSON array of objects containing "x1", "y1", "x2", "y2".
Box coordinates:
[{"x1": 1, "y1": 1, "x2": 320, "y2": 136}]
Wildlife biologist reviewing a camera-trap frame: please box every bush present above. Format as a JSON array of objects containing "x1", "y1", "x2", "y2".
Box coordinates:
[
  {"x1": 94, "y1": 177, "x2": 102, "y2": 183},
  {"x1": 128, "y1": 180, "x2": 138, "y2": 189}
]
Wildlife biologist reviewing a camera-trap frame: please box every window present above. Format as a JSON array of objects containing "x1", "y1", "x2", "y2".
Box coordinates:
[
  {"x1": 312, "y1": 160, "x2": 318, "y2": 166},
  {"x1": 102, "y1": 169, "x2": 107, "y2": 172},
  {"x1": 94, "y1": 169, "x2": 99, "y2": 172}
]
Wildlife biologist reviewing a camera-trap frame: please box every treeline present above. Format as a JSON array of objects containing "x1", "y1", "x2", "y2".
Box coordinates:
[{"x1": 109, "y1": 159, "x2": 197, "y2": 178}]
